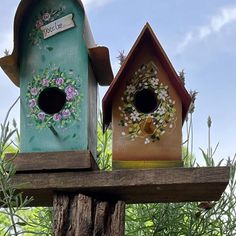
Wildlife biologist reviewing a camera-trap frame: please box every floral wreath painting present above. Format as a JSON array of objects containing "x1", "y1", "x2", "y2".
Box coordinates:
[
  {"x1": 26, "y1": 66, "x2": 82, "y2": 130},
  {"x1": 119, "y1": 61, "x2": 177, "y2": 144},
  {"x1": 29, "y1": 7, "x2": 64, "y2": 46}
]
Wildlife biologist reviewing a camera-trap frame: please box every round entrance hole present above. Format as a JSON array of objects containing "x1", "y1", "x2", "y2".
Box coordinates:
[
  {"x1": 38, "y1": 87, "x2": 66, "y2": 115},
  {"x1": 134, "y1": 88, "x2": 159, "y2": 114}
]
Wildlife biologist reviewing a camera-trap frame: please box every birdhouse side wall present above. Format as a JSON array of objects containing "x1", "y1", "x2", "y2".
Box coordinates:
[
  {"x1": 112, "y1": 43, "x2": 182, "y2": 168},
  {"x1": 88, "y1": 62, "x2": 98, "y2": 158},
  {"x1": 19, "y1": 0, "x2": 89, "y2": 153}
]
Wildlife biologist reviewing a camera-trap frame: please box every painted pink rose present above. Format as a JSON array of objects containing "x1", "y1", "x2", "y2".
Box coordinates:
[
  {"x1": 35, "y1": 19, "x2": 44, "y2": 29},
  {"x1": 62, "y1": 109, "x2": 71, "y2": 118},
  {"x1": 53, "y1": 113, "x2": 62, "y2": 121},
  {"x1": 56, "y1": 78, "x2": 64, "y2": 86},
  {"x1": 38, "y1": 112, "x2": 46, "y2": 121},
  {"x1": 42, "y1": 13, "x2": 51, "y2": 21},
  {"x1": 66, "y1": 93, "x2": 75, "y2": 101},
  {"x1": 42, "y1": 79, "x2": 49, "y2": 87},
  {"x1": 29, "y1": 99, "x2": 37, "y2": 108},
  {"x1": 65, "y1": 86, "x2": 78, "y2": 101},
  {"x1": 30, "y1": 87, "x2": 38, "y2": 96}
]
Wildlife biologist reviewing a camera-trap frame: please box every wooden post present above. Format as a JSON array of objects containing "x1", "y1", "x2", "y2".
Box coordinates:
[{"x1": 53, "y1": 192, "x2": 125, "y2": 236}]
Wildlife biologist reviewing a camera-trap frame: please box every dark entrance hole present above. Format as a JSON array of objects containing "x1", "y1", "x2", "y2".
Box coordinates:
[
  {"x1": 38, "y1": 87, "x2": 66, "y2": 115},
  {"x1": 134, "y1": 88, "x2": 159, "y2": 114}
]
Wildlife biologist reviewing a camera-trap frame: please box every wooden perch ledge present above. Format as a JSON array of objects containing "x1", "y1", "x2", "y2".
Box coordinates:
[{"x1": 11, "y1": 167, "x2": 230, "y2": 207}]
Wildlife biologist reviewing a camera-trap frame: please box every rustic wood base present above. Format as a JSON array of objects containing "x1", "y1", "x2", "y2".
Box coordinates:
[
  {"x1": 6, "y1": 150, "x2": 98, "y2": 172},
  {"x1": 11, "y1": 167, "x2": 230, "y2": 206},
  {"x1": 53, "y1": 192, "x2": 125, "y2": 236}
]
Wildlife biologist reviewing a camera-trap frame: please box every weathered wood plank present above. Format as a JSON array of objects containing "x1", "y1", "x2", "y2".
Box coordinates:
[
  {"x1": 109, "y1": 201, "x2": 125, "y2": 236},
  {"x1": 6, "y1": 151, "x2": 98, "y2": 172},
  {"x1": 93, "y1": 201, "x2": 109, "y2": 235},
  {"x1": 53, "y1": 193, "x2": 125, "y2": 236},
  {"x1": 11, "y1": 167, "x2": 230, "y2": 206},
  {"x1": 53, "y1": 193, "x2": 70, "y2": 236},
  {"x1": 75, "y1": 194, "x2": 93, "y2": 236}
]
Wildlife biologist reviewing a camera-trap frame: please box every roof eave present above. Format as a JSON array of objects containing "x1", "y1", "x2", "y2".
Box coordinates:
[
  {"x1": 88, "y1": 46, "x2": 114, "y2": 86},
  {"x1": 102, "y1": 23, "x2": 191, "y2": 129}
]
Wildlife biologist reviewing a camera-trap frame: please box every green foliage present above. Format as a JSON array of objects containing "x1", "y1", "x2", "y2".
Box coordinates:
[
  {"x1": 0, "y1": 98, "x2": 33, "y2": 235},
  {"x1": 18, "y1": 208, "x2": 53, "y2": 235},
  {"x1": 97, "y1": 112, "x2": 112, "y2": 170}
]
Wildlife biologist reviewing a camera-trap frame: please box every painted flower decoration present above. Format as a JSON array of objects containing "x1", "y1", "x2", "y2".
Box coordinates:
[
  {"x1": 29, "y1": 99, "x2": 37, "y2": 108},
  {"x1": 130, "y1": 111, "x2": 141, "y2": 122},
  {"x1": 158, "y1": 89, "x2": 168, "y2": 100},
  {"x1": 29, "y1": 7, "x2": 64, "y2": 46},
  {"x1": 56, "y1": 77, "x2": 64, "y2": 86},
  {"x1": 30, "y1": 88, "x2": 39, "y2": 96},
  {"x1": 26, "y1": 66, "x2": 82, "y2": 130},
  {"x1": 65, "y1": 85, "x2": 78, "y2": 101},
  {"x1": 38, "y1": 112, "x2": 46, "y2": 121},
  {"x1": 42, "y1": 79, "x2": 49, "y2": 87},
  {"x1": 119, "y1": 61, "x2": 176, "y2": 144},
  {"x1": 42, "y1": 13, "x2": 51, "y2": 21}
]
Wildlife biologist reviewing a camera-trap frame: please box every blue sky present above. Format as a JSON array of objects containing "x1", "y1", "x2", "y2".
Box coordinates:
[{"x1": 0, "y1": 0, "x2": 236, "y2": 163}]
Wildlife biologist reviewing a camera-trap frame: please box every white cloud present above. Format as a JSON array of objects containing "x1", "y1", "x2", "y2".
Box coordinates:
[
  {"x1": 83, "y1": 0, "x2": 112, "y2": 8},
  {"x1": 177, "y1": 32, "x2": 193, "y2": 53},
  {"x1": 177, "y1": 6, "x2": 236, "y2": 53}
]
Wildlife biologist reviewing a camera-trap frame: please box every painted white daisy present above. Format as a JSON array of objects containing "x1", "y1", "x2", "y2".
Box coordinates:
[
  {"x1": 130, "y1": 111, "x2": 140, "y2": 122},
  {"x1": 144, "y1": 138, "x2": 150, "y2": 144},
  {"x1": 150, "y1": 77, "x2": 159, "y2": 87},
  {"x1": 158, "y1": 89, "x2": 168, "y2": 100},
  {"x1": 126, "y1": 85, "x2": 136, "y2": 94},
  {"x1": 157, "y1": 107, "x2": 166, "y2": 116}
]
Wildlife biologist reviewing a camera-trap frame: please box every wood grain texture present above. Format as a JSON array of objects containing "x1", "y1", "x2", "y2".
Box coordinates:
[
  {"x1": 109, "y1": 201, "x2": 125, "y2": 236},
  {"x1": 53, "y1": 193, "x2": 125, "y2": 236},
  {"x1": 93, "y1": 201, "x2": 109, "y2": 235},
  {"x1": 6, "y1": 151, "x2": 98, "y2": 172},
  {"x1": 53, "y1": 193, "x2": 70, "y2": 236},
  {"x1": 11, "y1": 167, "x2": 229, "y2": 206}
]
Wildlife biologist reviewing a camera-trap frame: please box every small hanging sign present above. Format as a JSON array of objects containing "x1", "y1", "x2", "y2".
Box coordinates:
[{"x1": 41, "y1": 13, "x2": 75, "y2": 39}]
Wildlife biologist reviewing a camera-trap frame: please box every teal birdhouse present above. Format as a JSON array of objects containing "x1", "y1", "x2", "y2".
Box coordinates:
[{"x1": 0, "y1": 0, "x2": 113, "y2": 159}]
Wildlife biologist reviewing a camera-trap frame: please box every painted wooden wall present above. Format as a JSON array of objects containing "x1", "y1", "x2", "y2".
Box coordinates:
[
  {"x1": 19, "y1": 0, "x2": 92, "y2": 153},
  {"x1": 112, "y1": 42, "x2": 182, "y2": 169}
]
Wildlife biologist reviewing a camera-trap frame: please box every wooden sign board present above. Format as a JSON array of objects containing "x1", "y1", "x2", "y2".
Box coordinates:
[{"x1": 41, "y1": 13, "x2": 75, "y2": 39}]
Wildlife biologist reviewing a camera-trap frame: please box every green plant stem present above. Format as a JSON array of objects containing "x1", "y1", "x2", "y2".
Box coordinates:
[{"x1": 0, "y1": 171, "x2": 18, "y2": 235}]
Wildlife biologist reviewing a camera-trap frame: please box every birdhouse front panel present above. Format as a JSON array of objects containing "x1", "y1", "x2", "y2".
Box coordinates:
[
  {"x1": 19, "y1": 0, "x2": 91, "y2": 153},
  {"x1": 112, "y1": 41, "x2": 183, "y2": 169}
]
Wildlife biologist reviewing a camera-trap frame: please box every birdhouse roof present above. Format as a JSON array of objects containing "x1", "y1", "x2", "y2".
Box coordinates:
[
  {"x1": 102, "y1": 23, "x2": 191, "y2": 130},
  {"x1": 0, "y1": 0, "x2": 113, "y2": 86}
]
